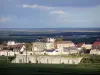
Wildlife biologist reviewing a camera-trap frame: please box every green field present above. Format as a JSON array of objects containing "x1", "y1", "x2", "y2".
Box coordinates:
[
  {"x1": 0, "y1": 64, "x2": 100, "y2": 75},
  {"x1": 0, "y1": 55, "x2": 100, "y2": 75}
]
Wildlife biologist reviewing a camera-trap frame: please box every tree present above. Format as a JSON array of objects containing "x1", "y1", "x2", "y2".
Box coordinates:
[{"x1": 25, "y1": 43, "x2": 32, "y2": 51}]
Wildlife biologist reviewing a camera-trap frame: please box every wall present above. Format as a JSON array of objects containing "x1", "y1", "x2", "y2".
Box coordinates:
[
  {"x1": 0, "y1": 51, "x2": 15, "y2": 56},
  {"x1": 12, "y1": 55, "x2": 83, "y2": 64}
]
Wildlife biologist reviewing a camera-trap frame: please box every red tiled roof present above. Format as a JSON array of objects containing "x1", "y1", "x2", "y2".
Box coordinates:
[
  {"x1": 93, "y1": 42, "x2": 100, "y2": 46},
  {"x1": 2, "y1": 44, "x2": 24, "y2": 50}
]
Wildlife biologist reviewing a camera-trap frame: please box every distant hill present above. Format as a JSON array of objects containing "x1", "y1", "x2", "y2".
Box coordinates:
[{"x1": 0, "y1": 28, "x2": 100, "y2": 32}]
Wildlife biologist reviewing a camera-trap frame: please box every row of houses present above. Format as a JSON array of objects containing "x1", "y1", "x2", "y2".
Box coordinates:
[
  {"x1": 0, "y1": 39, "x2": 100, "y2": 64},
  {"x1": 32, "y1": 38, "x2": 100, "y2": 55},
  {"x1": 0, "y1": 41, "x2": 26, "y2": 56},
  {"x1": 0, "y1": 39, "x2": 100, "y2": 56}
]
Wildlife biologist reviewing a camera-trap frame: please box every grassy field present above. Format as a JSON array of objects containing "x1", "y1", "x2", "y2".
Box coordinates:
[
  {"x1": 0, "y1": 55, "x2": 100, "y2": 75},
  {"x1": 0, "y1": 64, "x2": 100, "y2": 75}
]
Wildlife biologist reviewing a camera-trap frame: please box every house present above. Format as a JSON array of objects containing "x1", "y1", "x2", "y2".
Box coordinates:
[
  {"x1": 32, "y1": 42, "x2": 55, "y2": 52},
  {"x1": 9, "y1": 44, "x2": 26, "y2": 53},
  {"x1": 76, "y1": 43, "x2": 92, "y2": 49},
  {"x1": 90, "y1": 41, "x2": 100, "y2": 55},
  {"x1": 0, "y1": 50, "x2": 14, "y2": 56},
  {"x1": 7, "y1": 41, "x2": 16, "y2": 46},
  {"x1": 92, "y1": 41, "x2": 100, "y2": 49},
  {"x1": 63, "y1": 47, "x2": 79, "y2": 55},
  {"x1": 76, "y1": 43, "x2": 92, "y2": 54},
  {"x1": 47, "y1": 38, "x2": 55, "y2": 43},
  {"x1": 32, "y1": 42, "x2": 47, "y2": 52},
  {"x1": 90, "y1": 49, "x2": 100, "y2": 55},
  {"x1": 7, "y1": 41, "x2": 25, "y2": 46},
  {"x1": 2, "y1": 44, "x2": 26, "y2": 54},
  {"x1": 55, "y1": 41, "x2": 75, "y2": 53},
  {"x1": 76, "y1": 43, "x2": 85, "y2": 48},
  {"x1": 55, "y1": 41, "x2": 75, "y2": 48},
  {"x1": 42, "y1": 49, "x2": 60, "y2": 55},
  {"x1": 82, "y1": 44, "x2": 92, "y2": 50}
]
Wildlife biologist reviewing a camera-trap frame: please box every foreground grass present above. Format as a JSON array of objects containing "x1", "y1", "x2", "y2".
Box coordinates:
[
  {"x1": 0, "y1": 64, "x2": 100, "y2": 75},
  {"x1": 0, "y1": 55, "x2": 100, "y2": 75}
]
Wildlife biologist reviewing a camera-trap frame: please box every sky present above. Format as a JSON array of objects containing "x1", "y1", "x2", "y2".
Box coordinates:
[{"x1": 0, "y1": 0, "x2": 100, "y2": 28}]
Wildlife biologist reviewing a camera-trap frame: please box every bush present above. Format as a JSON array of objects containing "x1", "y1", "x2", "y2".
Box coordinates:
[
  {"x1": 80, "y1": 55, "x2": 100, "y2": 64},
  {"x1": 0, "y1": 56, "x2": 16, "y2": 64}
]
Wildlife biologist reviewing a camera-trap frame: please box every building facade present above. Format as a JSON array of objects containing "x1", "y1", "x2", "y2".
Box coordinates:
[
  {"x1": 32, "y1": 42, "x2": 55, "y2": 52},
  {"x1": 55, "y1": 41, "x2": 75, "y2": 53}
]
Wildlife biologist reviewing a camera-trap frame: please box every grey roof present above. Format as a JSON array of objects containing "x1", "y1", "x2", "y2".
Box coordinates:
[{"x1": 63, "y1": 47, "x2": 78, "y2": 52}]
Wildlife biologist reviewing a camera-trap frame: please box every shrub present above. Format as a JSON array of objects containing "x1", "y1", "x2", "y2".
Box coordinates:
[{"x1": 80, "y1": 55, "x2": 100, "y2": 64}]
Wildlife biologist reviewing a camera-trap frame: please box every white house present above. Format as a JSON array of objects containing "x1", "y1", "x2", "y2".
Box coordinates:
[
  {"x1": 0, "y1": 50, "x2": 14, "y2": 56},
  {"x1": 55, "y1": 41, "x2": 75, "y2": 53},
  {"x1": 90, "y1": 49, "x2": 100, "y2": 55},
  {"x1": 32, "y1": 42, "x2": 47, "y2": 51},
  {"x1": 47, "y1": 38, "x2": 55, "y2": 43},
  {"x1": 32, "y1": 42, "x2": 55, "y2": 52},
  {"x1": 76, "y1": 43, "x2": 92, "y2": 50},
  {"x1": 10, "y1": 44, "x2": 26, "y2": 52},
  {"x1": 7, "y1": 41, "x2": 16, "y2": 46},
  {"x1": 7, "y1": 41, "x2": 25, "y2": 46},
  {"x1": 55, "y1": 41, "x2": 75, "y2": 48},
  {"x1": 82, "y1": 44, "x2": 92, "y2": 49}
]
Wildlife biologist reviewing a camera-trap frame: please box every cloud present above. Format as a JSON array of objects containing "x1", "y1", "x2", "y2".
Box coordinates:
[
  {"x1": 22, "y1": 4, "x2": 53, "y2": 10},
  {"x1": 50, "y1": 10, "x2": 65, "y2": 14},
  {"x1": 0, "y1": 17, "x2": 9, "y2": 23}
]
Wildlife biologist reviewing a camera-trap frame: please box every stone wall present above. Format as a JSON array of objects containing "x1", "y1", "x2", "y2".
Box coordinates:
[{"x1": 12, "y1": 55, "x2": 83, "y2": 64}]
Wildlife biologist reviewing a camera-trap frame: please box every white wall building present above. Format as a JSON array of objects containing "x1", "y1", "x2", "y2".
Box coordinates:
[
  {"x1": 32, "y1": 42, "x2": 46, "y2": 51},
  {"x1": 32, "y1": 42, "x2": 55, "y2": 52},
  {"x1": 47, "y1": 38, "x2": 55, "y2": 43},
  {"x1": 76, "y1": 43, "x2": 92, "y2": 50},
  {"x1": 55, "y1": 41, "x2": 75, "y2": 53},
  {"x1": 7, "y1": 41, "x2": 25, "y2": 46},
  {"x1": 9, "y1": 44, "x2": 26, "y2": 53},
  {"x1": 81, "y1": 44, "x2": 92, "y2": 49},
  {"x1": 7, "y1": 41, "x2": 16, "y2": 46},
  {"x1": 90, "y1": 49, "x2": 100, "y2": 55}
]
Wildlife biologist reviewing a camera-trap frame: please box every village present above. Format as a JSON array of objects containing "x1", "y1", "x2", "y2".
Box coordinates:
[{"x1": 0, "y1": 38, "x2": 100, "y2": 64}]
